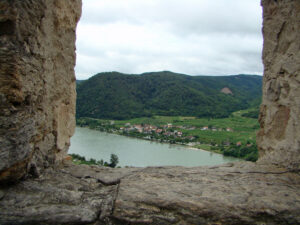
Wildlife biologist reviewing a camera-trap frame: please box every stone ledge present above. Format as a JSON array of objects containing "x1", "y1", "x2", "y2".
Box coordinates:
[{"x1": 0, "y1": 162, "x2": 299, "y2": 225}]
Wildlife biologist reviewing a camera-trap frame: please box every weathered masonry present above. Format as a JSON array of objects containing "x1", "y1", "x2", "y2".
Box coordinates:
[
  {"x1": 257, "y1": 0, "x2": 300, "y2": 170},
  {"x1": 0, "y1": 0, "x2": 299, "y2": 224},
  {"x1": 0, "y1": 0, "x2": 81, "y2": 182}
]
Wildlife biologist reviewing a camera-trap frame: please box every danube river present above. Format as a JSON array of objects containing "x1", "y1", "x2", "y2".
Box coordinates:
[{"x1": 69, "y1": 127, "x2": 239, "y2": 167}]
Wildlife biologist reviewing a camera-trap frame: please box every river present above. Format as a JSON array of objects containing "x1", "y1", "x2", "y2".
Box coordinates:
[{"x1": 69, "y1": 127, "x2": 239, "y2": 167}]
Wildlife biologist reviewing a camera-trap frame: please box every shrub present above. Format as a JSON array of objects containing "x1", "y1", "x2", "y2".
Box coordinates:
[{"x1": 109, "y1": 154, "x2": 119, "y2": 168}]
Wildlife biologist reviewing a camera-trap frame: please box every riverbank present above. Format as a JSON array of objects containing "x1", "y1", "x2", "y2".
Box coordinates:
[
  {"x1": 75, "y1": 123, "x2": 221, "y2": 154},
  {"x1": 76, "y1": 113, "x2": 259, "y2": 161},
  {"x1": 69, "y1": 127, "x2": 239, "y2": 167}
]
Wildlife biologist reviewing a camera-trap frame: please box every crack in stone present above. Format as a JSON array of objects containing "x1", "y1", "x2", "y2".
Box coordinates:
[
  {"x1": 111, "y1": 183, "x2": 120, "y2": 215},
  {"x1": 98, "y1": 183, "x2": 120, "y2": 224}
]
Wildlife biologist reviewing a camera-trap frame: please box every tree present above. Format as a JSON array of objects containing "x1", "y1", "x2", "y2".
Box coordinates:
[
  {"x1": 109, "y1": 154, "x2": 119, "y2": 168},
  {"x1": 97, "y1": 159, "x2": 104, "y2": 166}
]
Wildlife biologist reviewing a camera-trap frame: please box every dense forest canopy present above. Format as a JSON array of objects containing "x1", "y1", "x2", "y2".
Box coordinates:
[{"x1": 76, "y1": 71, "x2": 262, "y2": 120}]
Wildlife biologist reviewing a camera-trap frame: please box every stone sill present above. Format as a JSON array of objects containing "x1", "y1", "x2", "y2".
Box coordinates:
[{"x1": 1, "y1": 162, "x2": 299, "y2": 224}]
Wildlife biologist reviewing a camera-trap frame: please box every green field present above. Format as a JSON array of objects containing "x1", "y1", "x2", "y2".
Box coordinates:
[{"x1": 110, "y1": 109, "x2": 259, "y2": 145}]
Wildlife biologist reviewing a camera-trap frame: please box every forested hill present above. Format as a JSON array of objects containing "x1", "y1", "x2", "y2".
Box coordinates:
[{"x1": 76, "y1": 71, "x2": 262, "y2": 120}]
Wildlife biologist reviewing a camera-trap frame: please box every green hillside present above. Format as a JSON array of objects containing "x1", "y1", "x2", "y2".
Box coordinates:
[{"x1": 76, "y1": 71, "x2": 262, "y2": 120}]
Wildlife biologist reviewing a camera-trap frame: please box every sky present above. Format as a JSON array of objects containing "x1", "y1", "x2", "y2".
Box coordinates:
[{"x1": 75, "y1": 0, "x2": 263, "y2": 80}]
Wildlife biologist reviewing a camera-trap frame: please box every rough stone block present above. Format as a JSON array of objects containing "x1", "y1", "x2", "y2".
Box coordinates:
[
  {"x1": 0, "y1": 0, "x2": 81, "y2": 183},
  {"x1": 257, "y1": 0, "x2": 300, "y2": 170}
]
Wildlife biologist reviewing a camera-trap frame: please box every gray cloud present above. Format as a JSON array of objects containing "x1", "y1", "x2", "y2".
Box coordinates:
[{"x1": 75, "y1": 0, "x2": 263, "y2": 79}]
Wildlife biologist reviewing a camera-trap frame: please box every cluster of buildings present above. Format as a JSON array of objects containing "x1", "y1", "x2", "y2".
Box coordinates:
[
  {"x1": 201, "y1": 126, "x2": 233, "y2": 132},
  {"x1": 119, "y1": 123, "x2": 233, "y2": 134},
  {"x1": 117, "y1": 123, "x2": 233, "y2": 142},
  {"x1": 97, "y1": 121, "x2": 243, "y2": 147},
  {"x1": 119, "y1": 123, "x2": 184, "y2": 138}
]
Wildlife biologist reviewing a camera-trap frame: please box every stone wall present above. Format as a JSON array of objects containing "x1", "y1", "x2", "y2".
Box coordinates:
[
  {"x1": 257, "y1": 0, "x2": 300, "y2": 170},
  {"x1": 0, "y1": 0, "x2": 299, "y2": 183},
  {"x1": 0, "y1": 0, "x2": 300, "y2": 224},
  {"x1": 0, "y1": 0, "x2": 81, "y2": 182}
]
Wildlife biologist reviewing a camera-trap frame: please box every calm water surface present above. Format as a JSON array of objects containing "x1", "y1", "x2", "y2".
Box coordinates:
[{"x1": 69, "y1": 127, "x2": 239, "y2": 167}]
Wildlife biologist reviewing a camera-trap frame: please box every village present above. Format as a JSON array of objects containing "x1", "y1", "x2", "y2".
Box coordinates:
[
  {"x1": 105, "y1": 121, "x2": 235, "y2": 145},
  {"x1": 119, "y1": 123, "x2": 190, "y2": 140},
  {"x1": 119, "y1": 123, "x2": 233, "y2": 134}
]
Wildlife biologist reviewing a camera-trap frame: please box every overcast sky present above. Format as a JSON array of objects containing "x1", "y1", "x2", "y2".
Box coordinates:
[{"x1": 75, "y1": 0, "x2": 263, "y2": 80}]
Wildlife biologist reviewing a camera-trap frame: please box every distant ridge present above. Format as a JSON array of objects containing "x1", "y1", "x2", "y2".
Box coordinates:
[{"x1": 76, "y1": 71, "x2": 262, "y2": 120}]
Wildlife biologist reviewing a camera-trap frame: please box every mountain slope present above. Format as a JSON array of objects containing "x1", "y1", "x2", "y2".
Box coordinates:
[{"x1": 76, "y1": 71, "x2": 262, "y2": 119}]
